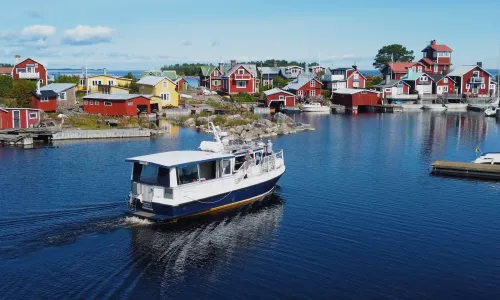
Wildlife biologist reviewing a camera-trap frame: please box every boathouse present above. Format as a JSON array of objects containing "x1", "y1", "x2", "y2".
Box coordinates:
[
  {"x1": 332, "y1": 89, "x2": 381, "y2": 108},
  {"x1": 0, "y1": 107, "x2": 41, "y2": 129},
  {"x1": 263, "y1": 88, "x2": 296, "y2": 108},
  {"x1": 82, "y1": 94, "x2": 151, "y2": 116}
]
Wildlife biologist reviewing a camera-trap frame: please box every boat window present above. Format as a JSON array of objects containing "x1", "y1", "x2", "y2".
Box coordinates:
[
  {"x1": 221, "y1": 159, "x2": 231, "y2": 176},
  {"x1": 177, "y1": 163, "x2": 199, "y2": 185},
  {"x1": 157, "y1": 167, "x2": 170, "y2": 187},
  {"x1": 199, "y1": 161, "x2": 216, "y2": 181},
  {"x1": 140, "y1": 164, "x2": 159, "y2": 185},
  {"x1": 235, "y1": 155, "x2": 246, "y2": 170},
  {"x1": 132, "y1": 163, "x2": 142, "y2": 181}
]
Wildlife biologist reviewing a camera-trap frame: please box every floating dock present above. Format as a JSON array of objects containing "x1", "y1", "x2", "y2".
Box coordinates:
[{"x1": 430, "y1": 160, "x2": 500, "y2": 180}]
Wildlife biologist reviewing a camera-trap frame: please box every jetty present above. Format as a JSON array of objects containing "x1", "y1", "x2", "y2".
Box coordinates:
[
  {"x1": 0, "y1": 128, "x2": 60, "y2": 146},
  {"x1": 430, "y1": 160, "x2": 500, "y2": 180}
]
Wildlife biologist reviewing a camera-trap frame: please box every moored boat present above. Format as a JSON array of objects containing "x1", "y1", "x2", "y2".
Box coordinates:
[
  {"x1": 422, "y1": 104, "x2": 448, "y2": 111},
  {"x1": 299, "y1": 101, "x2": 330, "y2": 112},
  {"x1": 484, "y1": 106, "x2": 497, "y2": 117},
  {"x1": 472, "y1": 152, "x2": 500, "y2": 164},
  {"x1": 126, "y1": 123, "x2": 286, "y2": 222}
]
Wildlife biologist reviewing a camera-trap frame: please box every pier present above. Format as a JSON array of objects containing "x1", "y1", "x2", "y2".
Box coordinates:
[{"x1": 430, "y1": 160, "x2": 500, "y2": 180}]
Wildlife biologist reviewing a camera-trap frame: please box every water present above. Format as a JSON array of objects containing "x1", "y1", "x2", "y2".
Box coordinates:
[{"x1": 1, "y1": 112, "x2": 500, "y2": 299}]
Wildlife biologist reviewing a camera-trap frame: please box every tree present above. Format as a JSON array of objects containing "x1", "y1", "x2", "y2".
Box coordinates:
[
  {"x1": 11, "y1": 80, "x2": 36, "y2": 108},
  {"x1": 366, "y1": 76, "x2": 384, "y2": 88},
  {"x1": 129, "y1": 81, "x2": 139, "y2": 93},
  {"x1": 273, "y1": 77, "x2": 288, "y2": 88},
  {"x1": 0, "y1": 76, "x2": 13, "y2": 98},
  {"x1": 0, "y1": 63, "x2": 13, "y2": 67},
  {"x1": 373, "y1": 44, "x2": 415, "y2": 71},
  {"x1": 124, "y1": 72, "x2": 135, "y2": 80},
  {"x1": 55, "y1": 75, "x2": 79, "y2": 84}
]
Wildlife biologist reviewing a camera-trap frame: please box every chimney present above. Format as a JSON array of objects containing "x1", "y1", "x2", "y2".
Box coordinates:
[
  {"x1": 431, "y1": 40, "x2": 436, "y2": 46},
  {"x1": 36, "y1": 80, "x2": 41, "y2": 95},
  {"x1": 352, "y1": 64, "x2": 358, "y2": 70},
  {"x1": 14, "y1": 55, "x2": 21, "y2": 64},
  {"x1": 219, "y1": 60, "x2": 224, "y2": 72},
  {"x1": 231, "y1": 60, "x2": 236, "y2": 68},
  {"x1": 477, "y1": 62, "x2": 483, "y2": 68}
]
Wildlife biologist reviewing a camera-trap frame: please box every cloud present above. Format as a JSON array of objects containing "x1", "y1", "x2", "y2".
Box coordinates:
[
  {"x1": 211, "y1": 40, "x2": 220, "y2": 47},
  {"x1": 0, "y1": 25, "x2": 56, "y2": 42},
  {"x1": 62, "y1": 25, "x2": 113, "y2": 45},
  {"x1": 180, "y1": 40, "x2": 192, "y2": 46},
  {"x1": 26, "y1": 9, "x2": 43, "y2": 19}
]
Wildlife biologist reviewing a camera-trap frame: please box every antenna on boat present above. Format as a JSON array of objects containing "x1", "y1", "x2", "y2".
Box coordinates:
[{"x1": 208, "y1": 122, "x2": 222, "y2": 144}]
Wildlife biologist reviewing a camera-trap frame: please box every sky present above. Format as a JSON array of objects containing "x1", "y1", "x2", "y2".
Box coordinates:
[{"x1": 1, "y1": 0, "x2": 500, "y2": 70}]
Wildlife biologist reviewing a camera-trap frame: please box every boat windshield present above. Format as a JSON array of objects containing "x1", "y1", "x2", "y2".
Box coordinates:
[{"x1": 132, "y1": 163, "x2": 170, "y2": 187}]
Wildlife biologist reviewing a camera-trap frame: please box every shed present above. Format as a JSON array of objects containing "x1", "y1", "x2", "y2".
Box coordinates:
[
  {"x1": 263, "y1": 88, "x2": 296, "y2": 108},
  {"x1": 0, "y1": 107, "x2": 42, "y2": 129},
  {"x1": 83, "y1": 94, "x2": 151, "y2": 116},
  {"x1": 332, "y1": 89, "x2": 381, "y2": 107}
]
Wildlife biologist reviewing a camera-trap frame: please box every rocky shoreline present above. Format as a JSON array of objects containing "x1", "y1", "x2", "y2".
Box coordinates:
[{"x1": 180, "y1": 113, "x2": 315, "y2": 140}]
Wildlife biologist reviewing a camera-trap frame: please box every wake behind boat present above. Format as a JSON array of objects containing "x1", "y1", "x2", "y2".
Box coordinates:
[{"x1": 126, "y1": 123, "x2": 285, "y2": 222}]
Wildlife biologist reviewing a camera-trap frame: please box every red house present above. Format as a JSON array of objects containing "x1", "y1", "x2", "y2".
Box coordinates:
[
  {"x1": 309, "y1": 65, "x2": 327, "y2": 76},
  {"x1": 31, "y1": 90, "x2": 58, "y2": 112},
  {"x1": 11, "y1": 55, "x2": 48, "y2": 85},
  {"x1": 175, "y1": 77, "x2": 188, "y2": 92},
  {"x1": 429, "y1": 74, "x2": 456, "y2": 95},
  {"x1": 332, "y1": 89, "x2": 381, "y2": 107},
  {"x1": 221, "y1": 62, "x2": 258, "y2": 94},
  {"x1": 283, "y1": 74, "x2": 323, "y2": 100},
  {"x1": 263, "y1": 88, "x2": 296, "y2": 108},
  {"x1": 448, "y1": 65, "x2": 494, "y2": 96},
  {"x1": 419, "y1": 40, "x2": 453, "y2": 74},
  {"x1": 322, "y1": 67, "x2": 367, "y2": 91},
  {"x1": 200, "y1": 64, "x2": 227, "y2": 91},
  {"x1": 83, "y1": 94, "x2": 151, "y2": 116},
  {"x1": 31, "y1": 83, "x2": 77, "y2": 112},
  {"x1": 0, "y1": 107, "x2": 41, "y2": 129},
  {"x1": 381, "y1": 62, "x2": 429, "y2": 80}
]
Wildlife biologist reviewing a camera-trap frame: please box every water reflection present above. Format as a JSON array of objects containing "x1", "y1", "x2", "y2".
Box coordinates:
[{"x1": 129, "y1": 195, "x2": 284, "y2": 293}]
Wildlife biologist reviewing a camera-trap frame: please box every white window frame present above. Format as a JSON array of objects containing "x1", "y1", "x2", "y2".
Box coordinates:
[
  {"x1": 354, "y1": 73, "x2": 359, "y2": 80},
  {"x1": 298, "y1": 90, "x2": 304, "y2": 96},
  {"x1": 161, "y1": 93, "x2": 170, "y2": 101},
  {"x1": 221, "y1": 159, "x2": 232, "y2": 177},
  {"x1": 163, "y1": 81, "x2": 168, "y2": 88},
  {"x1": 353, "y1": 81, "x2": 359, "y2": 88},
  {"x1": 59, "y1": 92, "x2": 66, "y2": 100},
  {"x1": 214, "y1": 70, "x2": 219, "y2": 76},
  {"x1": 84, "y1": 100, "x2": 88, "y2": 105},
  {"x1": 236, "y1": 81, "x2": 246, "y2": 88},
  {"x1": 29, "y1": 112, "x2": 37, "y2": 119},
  {"x1": 238, "y1": 69, "x2": 245, "y2": 75},
  {"x1": 417, "y1": 66, "x2": 422, "y2": 72},
  {"x1": 385, "y1": 88, "x2": 392, "y2": 92},
  {"x1": 420, "y1": 76, "x2": 428, "y2": 82},
  {"x1": 40, "y1": 97, "x2": 49, "y2": 102},
  {"x1": 473, "y1": 71, "x2": 480, "y2": 78},
  {"x1": 310, "y1": 90, "x2": 315, "y2": 97},
  {"x1": 481, "y1": 84, "x2": 486, "y2": 89},
  {"x1": 434, "y1": 65, "x2": 438, "y2": 73},
  {"x1": 128, "y1": 101, "x2": 134, "y2": 106},
  {"x1": 443, "y1": 78, "x2": 448, "y2": 84},
  {"x1": 310, "y1": 80, "x2": 316, "y2": 87},
  {"x1": 490, "y1": 84, "x2": 496, "y2": 89},
  {"x1": 104, "y1": 101, "x2": 112, "y2": 106},
  {"x1": 94, "y1": 100, "x2": 99, "y2": 106},
  {"x1": 279, "y1": 95, "x2": 284, "y2": 100},
  {"x1": 89, "y1": 100, "x2": 93, "y2": 105},
  {"x1": 466, "y1": 84, "x2": 471, "y2": 89},
  {"x1": 443, "y1": 86, "x2": 449, "y2": 93}
]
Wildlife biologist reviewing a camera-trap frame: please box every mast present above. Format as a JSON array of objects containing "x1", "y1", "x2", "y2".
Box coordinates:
[{"x1": 85, "y1": 61, "x2": 89, "y2": 96}]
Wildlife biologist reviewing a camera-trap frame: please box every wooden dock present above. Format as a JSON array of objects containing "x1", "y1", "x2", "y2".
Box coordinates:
[
  {"x1": 0, "y1": 128, "x2": 59, "y2": 146},
  {"x1": 430, "y1": 160, "x2": 500, "y2": 180}
]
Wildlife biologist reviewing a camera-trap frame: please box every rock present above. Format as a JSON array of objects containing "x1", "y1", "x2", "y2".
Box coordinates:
[
  {"x1": 277, "y1": 123, "x2": 291, "y2": 135},
  {"x1": 227, "y1": 114, "x2": 242, "y2": 121},
  {"x1": 229, "y1": 128, "x2": 236, "y2": 133},
  {"x1": 265, "y1": 127, "x2": 273, "y2": 134},
  {"x1": 271, "y1": 132, "x2": 278, "y2": 136},
  {"x1": 197, "y1": 116, "x2": 209, "y2": 124},
  {"x1": 183, "y1": 118, "x2": 196, "y2": 127},
  {"x1": 235, "y1": 126, "x2": 244, "y2": 134},
  {"x1": 274, "y1": 112, "x2": 295, "y2": 125}
]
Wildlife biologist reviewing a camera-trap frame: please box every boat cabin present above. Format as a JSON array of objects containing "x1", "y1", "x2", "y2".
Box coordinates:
[{"x1": 473, "y1": 153, "x2": 500, "y2": 165}]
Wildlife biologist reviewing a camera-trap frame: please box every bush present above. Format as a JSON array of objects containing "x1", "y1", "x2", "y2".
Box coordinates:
[
  {"x1": 321, "y1": 90, "x2": 331, "y2": 99},
  {"x1": 232, "y1": 92, "x2": 255, "y2": 103}
]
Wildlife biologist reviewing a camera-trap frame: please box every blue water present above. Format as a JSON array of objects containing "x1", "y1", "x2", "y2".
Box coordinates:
[{"x1": 1, "y1": 112, "x2": 500, "y2": 299}]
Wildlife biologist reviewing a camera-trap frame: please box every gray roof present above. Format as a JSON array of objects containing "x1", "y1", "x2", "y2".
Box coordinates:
[
  {"x1": 224, "y1": 64, "x2": 258, "y2": 77},
  {"x1": 258, "y1": 67, "x2": 280, "y2": 75},
  {"x1": 333, "y1": 88, "x2": 379, "y2": 95},
  {"x1": 283, "y1": 74, "x2": 319, "y2": 91},
  {"x1": 279, "y1": 67, "x2": 301, "y2": 79},
  {"x1": 448, "y1": 65, "x2": 493, "y2": 77},
  {"x1": 83, "y1": 93, "x2": 150, "y2": 101},
  {"x1": 263, "y1": 88, "x2": 295, "y2": 96},
  {"x1": 372, "y1": 79, "x2": 404, "y2": 88},
  {"x1": 137, "y1": 76, "x2": 168, "y2": 86},
  {"x1": 40, "y1": 83, "x2": 76, "y2": 93}
]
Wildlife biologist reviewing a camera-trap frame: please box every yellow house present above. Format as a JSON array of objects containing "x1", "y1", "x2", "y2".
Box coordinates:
[
  {"x1": 78, "y1": 75, "x2": 133, "y2": 92},
  {"x1": 97, "y1": 85, "x2": 130, "y2": 94},
  {"x1": 136, "y1": 76, "x2": 179, "y2": 108}
]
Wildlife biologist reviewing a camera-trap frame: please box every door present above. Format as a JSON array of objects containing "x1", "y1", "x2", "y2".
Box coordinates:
[
  {"x1": 13, "y1": 110, "x2": 21, "y2": 129},
  {"x1": 472, "y1": 85, "x2": 479, "y2": 94},
  {"x1": 437, "y1": 86, "x2": 443, "y2": 95}
]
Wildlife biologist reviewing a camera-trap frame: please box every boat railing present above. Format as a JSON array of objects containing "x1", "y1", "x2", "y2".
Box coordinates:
[
  {"x1": 234, "y1": 160, "x2": 253, "y2": 183},
  {"x1": 260, "y1": 150, "x2": 284, "y2": 173}
]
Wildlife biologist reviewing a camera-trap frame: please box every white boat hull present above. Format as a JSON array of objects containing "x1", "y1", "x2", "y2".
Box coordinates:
[
  {"x1": 422, "y1": 105, "x2": 447, "y2": 111},
  {"x1": 485, "y1": 108, "x2": 497, "y2": 117},
  {"x1": 300, "y1": 105, "x2": 330, "y2": 112}
]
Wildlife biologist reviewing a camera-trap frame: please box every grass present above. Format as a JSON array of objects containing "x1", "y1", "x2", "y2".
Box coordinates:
[{"x1": 47, "y1": 113, "x2": 143, "y2": 130}]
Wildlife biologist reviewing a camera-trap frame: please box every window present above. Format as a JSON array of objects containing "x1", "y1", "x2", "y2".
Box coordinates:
[
  {"x1": 104, "y1": 101, "x2": 112, "y2": 106},
  {"x1": 84, "y1": 100, "x2": 88, "y2": 105},
  {"x1": 221, "y1": 160, "x2": 231, "y2": 176},
  {"x1": 417, "y1": 66, "x2": 422, "y2": 72},
  {"x1": 161, "y1": 93, "x2": 170, "y2": 101},
  {"x1": 109, "y1": 80, "x2": 114, "y2": 86},
  {"x1": 29, "y1": 112, "x2": 37, "y2": 119},
  {"x1": 279, "y1": 95, "x2": 285, "y2": 100},
  {"x1": 59, "y1": 92, "x2": 66, "y2": 100},
  {"x1": 353, "y1": 81, "x2": 359, "y2": 88},
  {"x1": 385, "y1": 88, "x2": 392, "y2": 92},
  {"x1": 310, "y1": 90, "x2": 315, "y2": 97},
  {"x1": 89, "y1": 100, "x2": 93, "y2": 105},
  {"x1": 298, "y1": 90, "x2": 304, "y2": 96},
  {"x1": 236, "y1": 81, "x2": 246, "y2": 88},
  {"x1": 212, "y1": 80, "x2": 220, "y2": 86},
  {"x1": 163, "y1": 81, "x2": 168, "y2": 88},
  {"x1": 128, "y1": 101, "x2": 134, "y2": 106},
  {"x1": 491, "y1": 84, "x2": 496, "y2": 89},
  {"x1": 473, "y1": 71, "x2": 480, "y2": 78},
  {"x1": 481, "y1": 84, "x2": 486, "y2": 89},
  {"x1": 238, "y1": 69, "x2": 244, "y2": 75},
  {"x1": 214, "y1": 70, "x2": 219, "y2": 76},
  {"x1": 139, "y1": 164, "x2": 159, "y2": 185},
  {"x1": 310, "y1": 80, "x2": 316, "y2": 87},
  {"x1": 443, "y1": 78, "x2": 448, "y2": 83},
  {"x1": 434, "y1": 65, "x2": 439, "y2": 73},
  {"x1": 199, "y1": 161, "x2": 216, "y2": 181},
  {"x1": 41, "y1": 97, "x2": 49, "y2": 102},
  {"x1": 443, "y1": 86, "x2": 448, "y2": 93},
  {"x1": 420, "y1": 76, "x2": 428, "y2": 82},
  {"x1": 80, "y1": 79, "x2": 85, "y2": 85},
  {"x1": 354, "y1": 73, "x2": 359, "y2": 80},
  {"x1": 466, "y1": 84, "x2": 471, "y2": 89},
  {"x1": 177, "y1": 163, "x2": 199, "y2": 185},
  {"x1": 94, "y1": 101, "x2": 99, "y2": 106}
]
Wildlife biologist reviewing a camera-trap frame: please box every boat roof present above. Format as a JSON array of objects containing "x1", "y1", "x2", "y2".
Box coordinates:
[{"x1": 127, "y1": 150, "x2": 233, "y2": 168}]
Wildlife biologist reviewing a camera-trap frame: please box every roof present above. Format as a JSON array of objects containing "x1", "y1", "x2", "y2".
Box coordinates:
[
  {"x1": 32, "y1": 90, "x2": 58, "y2": 98},
  {"x1": 224, "y1": 64, "x2": 258, "y2": 78},
  {"x1": 87, "y1": 74, "x2": 131, "y2": 80},
  {"x1": 427, "y1": 74, "x2": 456, "y2": 83},
  {"x1": 372, "y1": 79, "x2": 409, "y2": 88},
  {"x1": 333, "y1": 88, "x2": 379, "y2": 95},
  {"x1": 283, "y1": 74, "x2": 322, "y2": 91},
  {"x1": 126, "y1": 151, "x2": 233, "y2": 168},
  {"x1": 0, "y1": 67, "x2": 12, "y2": 74},
  {"x1": 388, "y1": 62, "x2": 415, "y2": 73},
  {"x1": 422, "y1": 42, "x2": 453, "y2": 52},
  {"x1": 137, "y1": 76, "x2": 171, "y2": 86},
  {"x1": 162, "y1": 70, "x2": 179, "y2": 81},
  {"x1": 401, "y1": 71, "x2": 431, "y2": 81},
  {"x1": 40, "y1": 83, "x2": 76, "y2": 93},
  {"x1": 200, "y1": 65, "x2": 216, "y2": 76},
  {"x1": 263, "y1": 88, "x2": 296, "y2": 97},
  {"x1": 420, "y1": 58, "x2": 436, "y2": 66},
  {"x1": 83, "y1": 93, "x2": 149, "y2": 101},
  {"x1": 447, "y1": 65, "x2": 493, "y2": 77},
  {"x1": 258, "y1": 67, "x2": 280, "y2": 75}
]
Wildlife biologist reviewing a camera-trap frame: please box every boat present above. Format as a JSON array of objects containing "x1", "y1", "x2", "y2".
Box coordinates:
[
  {"x1": 421, "y1": 104, "x2": 448, "y2": 111},
  {"x1": 299, "y1": 101, "x2": 330, "y2": 112},
  {"x1": 126, "y1": 122, "x2": 286, "y2": 222},
  {"x1": 485, "y1": 106, "x2": 497, "y2": 117},
  {"x1": 472, "y1": 152, "x2": 500, "y2": 164}
]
